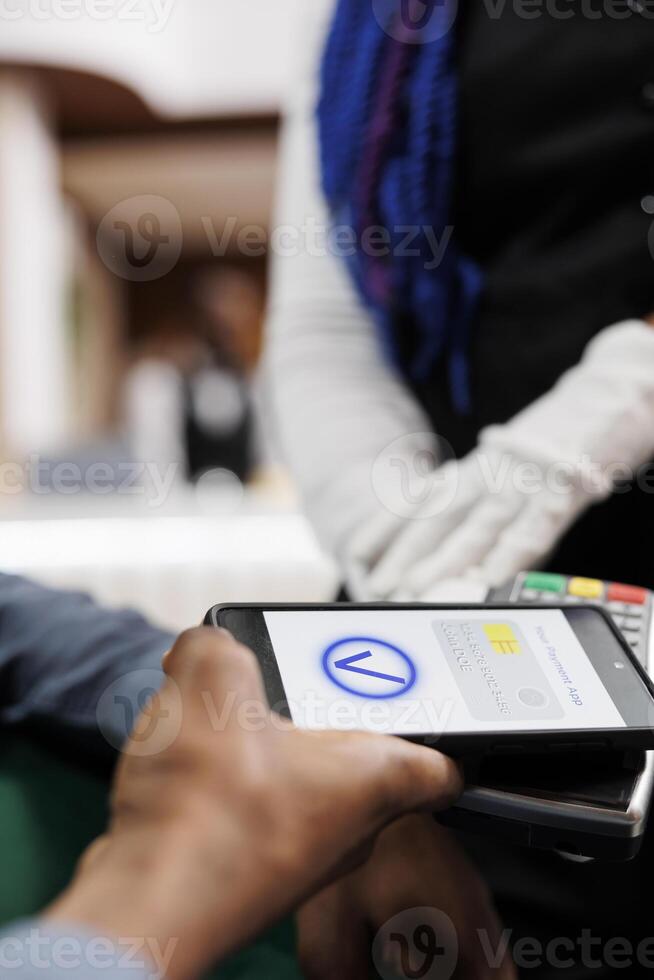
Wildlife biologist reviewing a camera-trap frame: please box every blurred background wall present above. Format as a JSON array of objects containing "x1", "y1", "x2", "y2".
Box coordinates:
[{"x1": 0, "y1": 0, "x2": 338, "y2": 630}]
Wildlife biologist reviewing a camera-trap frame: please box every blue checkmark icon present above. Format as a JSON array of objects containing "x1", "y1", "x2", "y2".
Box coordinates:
[
  {"x1": 322, "y1": 636, "x2": 417, "y2": 700},
  {"x1": 333, "y1": 651, "x2": 407, "y2": 685}
]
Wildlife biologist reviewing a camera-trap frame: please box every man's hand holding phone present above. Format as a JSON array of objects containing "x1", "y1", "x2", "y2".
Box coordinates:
[{"x1": 46, "y1": 627, "x2": 463, "y2": 980}]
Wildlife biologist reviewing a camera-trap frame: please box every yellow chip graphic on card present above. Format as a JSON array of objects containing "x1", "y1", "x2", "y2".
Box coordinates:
[{"x1": 483, "y1": 623, "x2": 522, "y2": 655}]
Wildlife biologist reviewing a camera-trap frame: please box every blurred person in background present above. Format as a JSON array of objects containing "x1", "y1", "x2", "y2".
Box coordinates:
[
  {"x1": 124, "y1": 270, "x2": 258, "y2": 489},
  {"x1": 265, "y1": 0, "x2": 654, "y2": 976}
]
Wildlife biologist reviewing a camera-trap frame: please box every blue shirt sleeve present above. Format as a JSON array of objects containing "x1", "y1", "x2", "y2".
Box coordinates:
[
  {"x1": 0, "y1": 572, "x2": 175, "y2": 763},
  {"x1": 0, "y1": 921, "x2": 166, "y2": 979}
]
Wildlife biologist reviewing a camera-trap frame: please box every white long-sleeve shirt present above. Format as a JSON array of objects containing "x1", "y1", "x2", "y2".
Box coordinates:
[{"x1": 263, "y1": 0, "x2": 439, "y2": 570}]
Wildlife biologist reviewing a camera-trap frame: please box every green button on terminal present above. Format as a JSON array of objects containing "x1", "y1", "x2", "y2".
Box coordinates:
[{"x1": 523, "y1": 572, "x2": 566, "y2": 593}]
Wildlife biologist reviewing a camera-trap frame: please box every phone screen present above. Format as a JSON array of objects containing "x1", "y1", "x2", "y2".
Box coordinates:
[{"x1": 258, "y1": 607, "x2": 650, "y2": 736}]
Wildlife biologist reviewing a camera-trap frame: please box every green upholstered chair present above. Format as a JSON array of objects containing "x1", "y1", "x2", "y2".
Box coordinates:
[{"x1": 0, "y1": 737, "x2": 301, "y2": 980}]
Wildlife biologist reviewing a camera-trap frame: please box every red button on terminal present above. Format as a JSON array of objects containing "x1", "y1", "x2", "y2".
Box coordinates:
[{"x1": 607, "y1": 583, "x2": 647, "y2": 605}]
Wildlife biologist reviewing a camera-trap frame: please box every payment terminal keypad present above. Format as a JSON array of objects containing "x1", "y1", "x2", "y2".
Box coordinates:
[{"x1": 492, "y1": 572, "x2": 653, "y2": 666}]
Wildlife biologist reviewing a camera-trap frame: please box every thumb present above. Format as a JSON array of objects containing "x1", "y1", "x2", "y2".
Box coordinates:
[
  {"x1": 385, "y1": 738, "x2": 464, "y2": 816},
  {"x1": 350, "y1": 732, "x2": 464, "y2": 822}
]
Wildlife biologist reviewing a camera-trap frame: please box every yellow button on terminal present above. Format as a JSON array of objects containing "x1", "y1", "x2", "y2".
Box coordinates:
[{"x1": 568, "y1": 577, "x2": 604, "y2": 599}]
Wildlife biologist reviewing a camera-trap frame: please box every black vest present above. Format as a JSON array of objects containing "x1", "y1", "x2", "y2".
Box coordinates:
[{"x1": 412, "y1": 4, "x2": 654, "y2": 587}]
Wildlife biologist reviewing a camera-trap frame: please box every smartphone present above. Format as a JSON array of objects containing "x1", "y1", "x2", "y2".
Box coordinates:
[{"x1": 203, "y1": 603, "x2": 654, "y2": 755}]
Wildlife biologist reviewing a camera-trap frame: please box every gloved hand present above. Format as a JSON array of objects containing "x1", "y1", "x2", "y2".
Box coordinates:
[{"x1": 348, "y1": 319, "x2": 654, "y2": 599}]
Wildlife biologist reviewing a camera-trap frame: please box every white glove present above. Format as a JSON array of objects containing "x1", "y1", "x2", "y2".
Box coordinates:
[{"x1": 350, "y1": 319, "x2": 654, "y2": 599}]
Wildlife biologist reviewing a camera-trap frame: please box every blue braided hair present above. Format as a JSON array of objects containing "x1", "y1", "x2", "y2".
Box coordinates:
[{"x1": 317, "y1": 0, "x2": 482, "y2": 412}]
